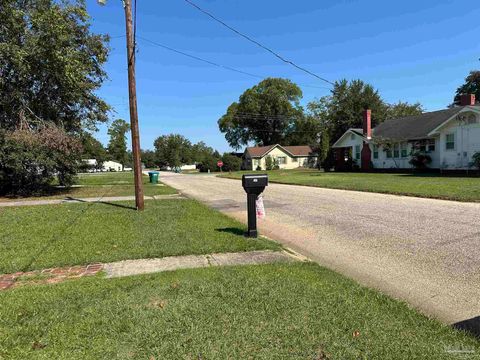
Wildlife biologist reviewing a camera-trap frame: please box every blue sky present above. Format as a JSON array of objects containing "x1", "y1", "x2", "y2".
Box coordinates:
[{"x1": 87, "y1": 0, "x2": 480, "y2": 152}]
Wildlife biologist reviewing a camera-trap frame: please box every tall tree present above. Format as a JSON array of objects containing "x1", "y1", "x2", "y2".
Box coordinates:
[
  {"x1": 80, "y1": 132, "x2": 107, "y2": 170},
  {"x1": 453, "y1": 70, "x2": 480, "y2": 106},
  {"x1": 107, "y1": 119, "x2": 130, "y2": 168},
  {"x1": 319, "y1": 79, "x2": 388, "y2": 143},
  {"x1": 284, "y1": 115, "x2": 322, "y2": 146},
  {"x1": 153, "y1": 134, "x2": 193, "y2": 169},
  {"x1": 140, "y1": 149, "x2": 157, "y2": 169},
  {"x1": 218, "y1": 78, "x2": 304, "y2": 149},
  {"x1": 386, "y1": 101, "x2": 424, "y2": 119},
  {"x1": 0, "y1": 0, "x2": 110, "y2": 132}
]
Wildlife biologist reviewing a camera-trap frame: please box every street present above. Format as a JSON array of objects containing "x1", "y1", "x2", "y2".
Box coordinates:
[{"x1": 159, "y1": 171, "x2": 480, "y2": 327}]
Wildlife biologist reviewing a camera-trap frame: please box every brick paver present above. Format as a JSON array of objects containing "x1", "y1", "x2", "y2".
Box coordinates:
[{"x1": 0, "y1": 263, "x2": 104, "y2": 291}]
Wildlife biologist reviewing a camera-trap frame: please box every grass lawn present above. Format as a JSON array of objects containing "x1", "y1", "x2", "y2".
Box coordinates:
[
  {"x1": 220, "y1": 169, "x2": 480, "y2": 202},
  {"x1": 0, "y1": 172, "x2": 177, "y2": 202},
  {"x1": 1, "y1": 262, "x2": 478, "y2": 359},
  {"x1": 0, "y1": 199, "x2": 278, "y2": 274}
]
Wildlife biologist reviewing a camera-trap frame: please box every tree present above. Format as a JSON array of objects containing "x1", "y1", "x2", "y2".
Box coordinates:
[
  {"x1": 453, "y1": 71, "x2": 480, "y2": 106},
  {"x1": 154, "y1": 134, "x2": 193, "y2": 169},
  {"x1": 141, "y1": 150, "x2": 157, "y2": 169},
  {"x1": 0, "y1": 125, "x2": 82, "y2": 195},
  {"x1": 80, "y1": 132, "x2": 107, "y2": 170},
  {"x1": 314, "y1": 79, "x2": 388, "y2": 144},
  {"x1": 107, "y1": 119, "x2": 130, "y2": 169},
  {"x1": 191, "y1": 141, "x2": 215, "y2": 165},
  {"x1": 284, "y1": 115, "x2": 322, "y2": 146},
  {"x1": 218, "y1": 78, "x2": 304, "y2": 149},
  {"x1": 0, "y1": 0, "x2": 110, "y2": 133},
  {"x1": 221, "y1": 153, "x2": 242, "y2": 172},
  {"x1": 386, "y1": 101, "x2": 424, "y2": 120}
]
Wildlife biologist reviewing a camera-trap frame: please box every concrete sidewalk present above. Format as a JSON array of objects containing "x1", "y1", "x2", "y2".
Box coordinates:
[
  {"x1": 0, "y1": 250, "x2": 297, "y2": 291},
  {"x1": 104, "y1": 250, "x2": 296, "y2": 278},
  {"x1": 0, "y1": 194, "x2": 184, "y2": 207}
]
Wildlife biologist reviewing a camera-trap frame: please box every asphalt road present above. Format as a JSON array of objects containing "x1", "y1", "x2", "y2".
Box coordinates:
[{"x1": 159, "y1": 171, "x2": 480, "y2": 327}]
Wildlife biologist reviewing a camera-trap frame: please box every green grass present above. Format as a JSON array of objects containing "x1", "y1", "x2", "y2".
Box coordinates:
[
  {"x1": 220, "y1": 169, "x2": 480, "y2": 202},
  {"x1": 0, "y1": 199, "x2": 278, "y2": 273},
  {"x1": 0, "y1": 172, "x2": 177, "y2": 202},
  {"x1": 0, "y1": 262, "x2": 478, "y2": 359}
]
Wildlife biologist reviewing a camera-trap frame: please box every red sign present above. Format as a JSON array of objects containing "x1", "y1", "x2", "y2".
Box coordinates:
[{"x1": 217, "y1": 161, "x2": 224, "y2": 167}]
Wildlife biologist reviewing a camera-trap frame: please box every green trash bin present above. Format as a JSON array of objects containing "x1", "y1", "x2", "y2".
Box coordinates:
[{"x1": 148, "y1": 171, "x2": 159, "y2": 184}]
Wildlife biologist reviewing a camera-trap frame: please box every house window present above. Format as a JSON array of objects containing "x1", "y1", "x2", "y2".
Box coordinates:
[
  {"x1": 355, "y1": 145, "x2": 360, "y2": 160},
  {"x1": 350, "y1": 134, "x2": 355, "y2": 140},
  {"x1": 277, "y1": 157, "x2": 287, "y2": 165},
  {"x1": 416, "y1": 139, "x2": 435, "y2": 153},
  {"x1": 373, "y1": 144, "x2": 379, "y2": 159},
  {"x1": 401, "y1": 143, "x2": 408, "y2": 158},
  {"x1": 386, "y1": 148, "x2": 392, "y2": 158},
  {"x1": 446, "y1": 133, "x2": 455, "y2": 150},
  {"x1": 393, "y1": 143, "x2": 400, "y2": 158},
  {"x1": 292, "y1": 157, "x2": 298, "y2": 163}
]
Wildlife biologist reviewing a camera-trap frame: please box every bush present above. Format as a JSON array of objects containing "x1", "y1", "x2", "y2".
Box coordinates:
[
  {"x1": 221, "y1": 153, "x2": 242, "y2": 172},
  {"x1": 265, "y1": 156, "x2": 274, "y2": 170},
  {"x1": 409, "y1": 151, "x2": 432, "y2": 169},
  {"x1": 256, "y1": 165, "x2": 262, "y2": 171},
  {"x1": 471, "y1": 152, "x2": 480, "y2": 169},
  {"x1": 0, "y1": 125, "x2": 82, "y2": 195}
]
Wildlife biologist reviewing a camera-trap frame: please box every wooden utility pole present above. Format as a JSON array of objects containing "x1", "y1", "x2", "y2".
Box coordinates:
[{"x1": 123, "y1": 0, "x2": 144, "y2": 210}]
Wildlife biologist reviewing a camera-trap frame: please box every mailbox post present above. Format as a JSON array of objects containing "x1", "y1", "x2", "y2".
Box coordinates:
[{"x1": 242, "y1": 174, "x2": 268, "y2": 237}]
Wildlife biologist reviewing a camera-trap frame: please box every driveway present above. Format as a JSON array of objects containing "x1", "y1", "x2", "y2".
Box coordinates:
[{"x1": 158, "y1": 171, "x2": 480, "y2": 327}]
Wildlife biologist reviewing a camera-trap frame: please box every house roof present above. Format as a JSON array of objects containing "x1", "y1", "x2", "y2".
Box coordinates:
[
  {"x1": 245, "y1": 145, "x2": 276, "y2": 157},
  {"x1": 246, "y1": 144, "x2": 314, "y2": 158},
  {"x1": 350, "y1": 128, "x2": 364, "y2": 137},
  {"x1": 283, "y1": 145, "x2": 314, "y2": 156},
  {"x1": 373, "y1": 107, "x2": 466, "y2": 140},
  {"x1": 331, "y1": 128, "x2": 365, "y2": 148}
]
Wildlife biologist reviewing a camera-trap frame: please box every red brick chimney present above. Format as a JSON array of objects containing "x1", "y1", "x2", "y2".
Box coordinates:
[
  {"x1": 460, "y1": 94, "x2": 476, "y2": 106},
  {"x1": 363, "y1": 109, "x2": 372, "y2": 139}
]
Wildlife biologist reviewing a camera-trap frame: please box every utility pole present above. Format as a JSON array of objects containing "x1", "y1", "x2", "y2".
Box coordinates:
[
  {"x1": 97, "y1": 0, "x2": 144, "y2": 210},
  {"x1": 123, "y1": 0, "x2": 144, "y2": 210}
]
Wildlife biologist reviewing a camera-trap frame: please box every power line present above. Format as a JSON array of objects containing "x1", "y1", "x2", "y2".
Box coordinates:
[
  {"x1": 136, "y1": 36, "x2": 331, "y2": 90},
  {"x1": 137, "y1": 36, "x2": 264, "y2": 79},
  {"x1": 183, "y1": 0, "x2": 335, "y2": 86}
]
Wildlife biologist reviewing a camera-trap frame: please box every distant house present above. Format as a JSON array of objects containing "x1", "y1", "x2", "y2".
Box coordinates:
[
  {"x1": 242, "y1": 144, "x2": 317, "y2": 170},
  {"x1": 332, "y1": 94, "x2": 480, "y2": 171},
  {"x1": 82, "y1": 159, "x2": 125, "y2": 172}
]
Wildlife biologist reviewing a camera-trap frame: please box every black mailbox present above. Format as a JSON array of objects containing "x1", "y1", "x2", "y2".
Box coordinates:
[
  {"x1": 242, "y1": 174, "x2": 268, "y2": 237},
  {"x1": 242, "y1": 174, "x2": 268, "y2": 194}
]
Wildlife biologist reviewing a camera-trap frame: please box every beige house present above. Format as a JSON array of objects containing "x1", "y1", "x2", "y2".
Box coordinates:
[{"x1": 242, "y1": 144, "x2": 317, "y2": 170}]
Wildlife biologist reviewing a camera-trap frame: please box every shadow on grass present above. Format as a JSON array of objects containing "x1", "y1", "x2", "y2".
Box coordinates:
[
  {"x1": 2, "y1": 186, "x2": 74, "y2": 200},
  {"x1": 65, "y1": 197, "x2": 137, "y2": 211},
  {"x1": 453, "y1": 316, "x2": 480, "y2": 339},
  {"x1": 216, "y1": 227, "x2": 245, "y2": 236}
]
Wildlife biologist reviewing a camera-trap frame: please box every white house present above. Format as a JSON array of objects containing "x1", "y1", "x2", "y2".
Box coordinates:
[
  {"x1": 83, "y1": 159, "x2": 125, "y2": 172},
  {"x1": 332, "y1": 94, "x2": 480, "y2": 171},
  {"x1": 242, "y1": 144, "x2": 317, "y2": 170}
]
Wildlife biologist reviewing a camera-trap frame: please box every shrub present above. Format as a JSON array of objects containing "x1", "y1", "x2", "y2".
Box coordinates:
[
  {"x1": 409, "y1": 151, "x2": 432, "y2": 169},
  {"x1": 0, "y1": 125, "x2": 82, "y2": 195},
  {"x1": 471, "y1": 152, "x2": 480, "y2": 169},
  {"x1": 221, "y1": 153, "x2": 242, "y2": 172},
  {"x1": 265, "y1": 156, "x2": 279, "y2": 170}
]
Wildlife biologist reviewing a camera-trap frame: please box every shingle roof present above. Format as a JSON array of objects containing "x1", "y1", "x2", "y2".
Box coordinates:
[
  {"x1": 283, "y1": 145, "x2": 314, "y2": 156},
  {"x1": 246, "y1": 144, "x2": 314, "y2": 158},
  {"x1": 245, "y1": 145, "x2": 276, "y2": 157},
  {"x1": 373, "y1": 107, "x2": 465, "y2": 140}
]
